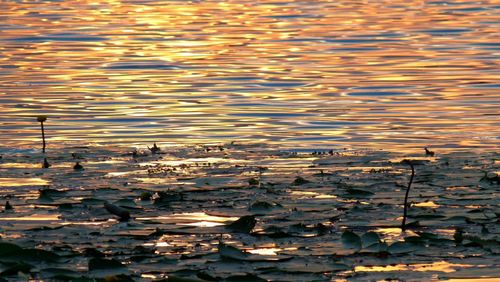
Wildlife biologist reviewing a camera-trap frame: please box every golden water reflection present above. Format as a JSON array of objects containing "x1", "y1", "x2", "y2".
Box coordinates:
[
  {"x1": 0, "y1": 177, "x2": 49, "y2": 187},
  {"x1": 0, "y1": 0, "x2": 499, "y2": 151},
  {"x1": 137, "y1": 212, "x2": 239, "y2": 227},
  {"x1": 0, "y1": 214, "x2": 60, "y2": 221},
  {"x1": 355, "y1": 261, "x2": 480, "y2": 274}
]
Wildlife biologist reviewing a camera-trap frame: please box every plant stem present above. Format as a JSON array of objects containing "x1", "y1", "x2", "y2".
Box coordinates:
[
  {"x1": 40, "y1": 121, "x2": 46, "y2": 153},
  {"x1": 401, "y1": 161, "x2": 415, "y2": 231}
]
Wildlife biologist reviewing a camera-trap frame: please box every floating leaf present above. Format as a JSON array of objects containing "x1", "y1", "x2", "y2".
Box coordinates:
[
  {"x1": 157, "y1": 275, "x2": 210, "y2": 282},
  {"x1": 112, "y1": 199, "x2": 137, "y2": 209},
  {"x1": 248, "y1": 201, "x2": 283, "y2": 215},
  {"x1": 225, "y1": 273, "x2": 267, "y2": 282},
  {"x1": 363, "y1": 241, "x2": 389, "y2": 254},
  {"x1": 1, "y1": 248, "x2": 61, "y2": 263},
  {"x1": 218, "y1": 242, "x2": 250, "y2": 261},
  {"x1": 218, "y1": 242, "x2": 290, "y2": 262},
  {"x1": 292, "y1": 176, "x2": 310, "y2": 185},
  {"x1": 226, "y1": 215, "x2": 256, "y2": 233},
  {"x1": 0, "y1": 262, "x2": 33, "y2": 277},
  {"x1": 0, "y1": 243, "x2": 23, "y2": 257},
  {"x1": 278, "y1": 258, "x2": 350, "y2": 273},
  {"x1": 88, "y1": 258, "x2": 125, "y2": 271},
  {"x1": 341, "y1": 230, "x2": 362, "y2": 252},
  {"x1": 361, "y1": 231, "x2": 381, "y2": 248},
  {"x1": 39, "y1": 268, "x2": 80, "y2": 279},
  {"x1": 345, "y1": 188, "x2": 374, "y2": 197},
  {"x1": 104, "y1": 202, "x2": 131, "y2": 221},
  {"x1": 388, "y1": 242, "x2": 418, "y2": 254},
  {"x1": 248, "y1": 178, "x2": 259, "y2": 186}
]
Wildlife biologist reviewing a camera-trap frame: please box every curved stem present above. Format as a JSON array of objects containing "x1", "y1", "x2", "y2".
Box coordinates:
[
  {"x1": 401, "y1": 161, "x2": 415, "y2": 231},
  {"x1": 40, "y1": 121, "x2": 46, "y2": 153}
]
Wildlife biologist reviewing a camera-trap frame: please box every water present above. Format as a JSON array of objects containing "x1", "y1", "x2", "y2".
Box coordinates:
[{"x1": 1, "y1": 0, "x2": 499, "y2": 152}]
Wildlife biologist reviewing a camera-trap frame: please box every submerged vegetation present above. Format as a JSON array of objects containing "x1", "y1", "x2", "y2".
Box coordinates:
[{"x1": 0, "y1": 143, "x2": 498, "y2": 281}]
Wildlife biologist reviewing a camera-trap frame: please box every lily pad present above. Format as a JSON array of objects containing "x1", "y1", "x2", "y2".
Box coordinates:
[
  {"x1": 226, "y1": 215, "x2": 256, "y2": 233},
  {"x1": 341, "y1": 230, "x2": 362, "y2": 252},
  {"x1": 361, "y1": 231, "x2": 381, "y2": 248},
  {"x1": 388, "y1": 241, "x2": 418, "y2": 254}
]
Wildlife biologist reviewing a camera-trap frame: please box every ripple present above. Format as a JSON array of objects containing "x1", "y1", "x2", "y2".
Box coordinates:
[
  {"x1": 347, "y1": 91, "x2": 409, "y2": 97},
  {"x1": 103, "y1": 60, "x2": 181, "y2": 70},
  {"x1": 0, "y1": 0, "x2": 497, "y2": 152},
  {"x1": 419, "y1": 28, "x2": 471, "y2": 35},
  {"x1": 7, "y1": 33, "x2": 107, "y2": 42},
  {"x1": 228, "y1": 113, "x2": 314, "y2": 118}
]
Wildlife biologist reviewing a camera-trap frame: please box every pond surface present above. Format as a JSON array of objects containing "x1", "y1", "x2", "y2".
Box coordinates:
[
  {"x1": 0, "y1": 0, "x2": 499, "y2": 151},
  {"x1": 0, "y1": 1, "x2": 499, "y2": 281},
  {"x1": 0, "y1": 144, "x2": 498, "y2": 281}
]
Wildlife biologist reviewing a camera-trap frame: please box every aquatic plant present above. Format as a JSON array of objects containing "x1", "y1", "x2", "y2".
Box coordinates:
[
  {"x1": 42, "y1": 157, "x2": 50, "y2": 169},
  {"x1": 73, "y1": 162, "x2": 84, "y2": 170},
  {"x1": 5, "y1": 201, "x2": 13, "y2": 210},
  {"x1": 104, "y1": 202, "x2": 130, "y2": 221},
  {"x1": 401, "y1": 159, "x2": 415, "y2": 231},
  {"x1": 36, "y1": 116, "x2": 47, "y2": 153},
  {"x1": 425, "y1": 147, "x2": 435, "y2": 157},
  {"x1": 148, "y1": 142, "x2": 161, "y2": 154},
  {"x1": 226, "y1": 215, "x2": 256, "y2": 233}
]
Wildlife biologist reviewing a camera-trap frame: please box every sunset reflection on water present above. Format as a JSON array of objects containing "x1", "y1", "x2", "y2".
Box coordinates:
[{"x1": 0, "y1": 0, "x2": 498, "y2": 151}]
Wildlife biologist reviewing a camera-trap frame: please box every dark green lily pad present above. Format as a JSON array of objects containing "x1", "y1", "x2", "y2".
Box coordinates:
[
  {"x1": 341, "y1": 230, "x2": 362, "y2": 252},
  {"x1": 88, "y1": 258, "x2": 125, "y2": 270},
  {"x1": 361, "y1": 231, "x2": 381, "y2": 248},
  {"x1": 388, "y1": 241, "x2": 418, "y2": 254}
]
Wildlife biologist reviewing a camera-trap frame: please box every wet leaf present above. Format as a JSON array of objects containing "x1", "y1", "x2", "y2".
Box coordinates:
[
  {"x1": 248, "y1": 201, "x2": 283, "y2": 215},
  {"x1": 103, "y1": 274, "x2": 135, "y2": 282},
  {"x1": 0, "y1": 243, "x2": 23, "y2": 257},
  {"x1": 40, "y1": 268, "x2": 80, "y2": 279},
  {"x1": 248, "y1": 178, "x2": 259, "y2": 186},
  {"x1": 1, "y1": 247, "x2": 61, "y2": 264},
  {"x1": 0, "y1": 262, "x2": 32, "y2": 277},
  {"x1": 226, "y1": 215, "x2": 256, "y2": 233},
  {"x1": 278, "y1": 258, "x2": 350, "y2": 273},
  {"x1": 225, "y1": 273, "x2": 267, "y2": 282},
  {"x1": 345, "y1": 188, "x2": 374, "y2": 197},
  {"x1": 293, "y1": 176, "x2": 310, "y2": 185},
  {"x1": 157, "y1": 275, "x2": 210, "y2": 282},
  {"x1": 104, "y1": 202, "x2": 131, "y2": 221},
  {"x1": 218, "y1": 242, "x2": 290, "y2": 262},
  {"x1": 388, "y1": 242, "x2": 418, "y2": 254},
  {"x1": 218, "y1": 242, "x2": 250, "y2": 261},
  {"x1": 88, "y1": 258, "x2": 125, "y2": 271},
  {"x1": 361, "y1": 231, "x2": 381, "y2": 248},
  {"x1": 341, "y1": 230, "x2": 362, "y2": 252}
]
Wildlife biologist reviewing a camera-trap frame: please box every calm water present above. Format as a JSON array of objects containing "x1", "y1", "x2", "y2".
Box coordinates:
[{"x1": 0, "y1": 0, "x2": 499, "y2": 151}]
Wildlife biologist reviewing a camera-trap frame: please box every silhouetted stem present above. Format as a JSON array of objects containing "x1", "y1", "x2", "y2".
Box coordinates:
[
  {"x1": 402, "y1": 161, "x2": 415, "y2": 231},
  {"x1": 40, "y1": 121, "x2": 46, "y2": 153}
]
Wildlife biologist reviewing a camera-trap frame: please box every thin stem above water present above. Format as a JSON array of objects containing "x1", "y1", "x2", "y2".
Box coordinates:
[{"x1": 402, "y1": 160, "x2": 415, "y2": 231}]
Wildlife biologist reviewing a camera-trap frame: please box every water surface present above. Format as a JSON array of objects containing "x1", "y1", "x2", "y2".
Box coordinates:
[{"x1": 0, "y1": 0, "x2": 498, "y2": 151}]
